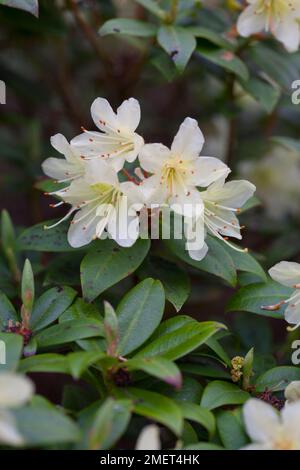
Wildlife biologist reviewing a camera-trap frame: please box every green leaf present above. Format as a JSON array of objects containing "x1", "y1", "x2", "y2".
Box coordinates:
[
  {"x1": 1, "y1": 209, "x2": 16, "y2": 249},
  {"x1": 135, "y1": 320, "x2": 225, "y2": 360},
  {"x1": 0, "y1": 0, "x2": 39, "y2": 17},
  {"x1": 155, "y1": 376, "x2": 203, "y2": 404},
  {"x1": 187, "y1": 26, "x2": 234, "y2": 50},
  {"x1": 157, "y1": 25, "x2": 196, "y2": 72},
  {"x1": 180, "y1": 363, "x2": 230, "y2": 380},
  {"x1": 205, "y1": 337, "x2": 231, "y2": 367},
  {"x1": 30, "y1": 286, "x2": 77, "y2": 332},
  {"x1": 21, "y1": 259, "x2": 35, "y2": 316},
  {"x1": 255, "y1": 366, "x2": 300, "y2": 392},
  {"x1": 99, "y1": 18, "x2": 157, "y2": 37},
  {"x1": 223, "y1": 244, "x2": 267, "y2": 283},
  {"x1": 0, "y1": 291, "x2": 18, "y2": 327},
  {"x1": 116, "y1": 278, "x2": 165, "y2": 356},
  {"x1": 248, "y1": 43, "x2": 299, "y2": 91},
  {"x1": 134, "y1": 0, "x2": 166, "y2": 18},
  {"x1": 138, "y1": 257, "x2": 190, "y2": 312},
  {"x1": 81, "y1": 238, "x2": 150, "y2": 302},
  {"x1": 197, "y1": 47, "x2": 249, "y2": 81},
  {"x1": 0, "y1": 332, "x2": 23, "y2": 372},
  {"x1": 240, "y1": 77, "x2": 280, "y2": 114},
  {"x1": 18, "y1": 221, "x2": 76, "y2": 252},
  {"x1": 34, "y1": 319, "x2": 104, "y2": 348},
  {"x1": 68, "y1": 351, "x2": 105, "y2": 379},
  {"x1": 13, "y1": 403, "x2": 80, "y2": 446},
  {"x1": 200, "y1": 380, "x2": 249, "y2": 410},
  {"x1": 87, "y1": 398, "x2": 132, "y2": 450},
  {"x1": 178, "y1": 402, "x2": 215, "y2": 437},
  {"x1": 19, "y1": 353, "x2": 69, "y2": 374},
  {"x1": 164, "y1": 235, "x2": 237, "y2": 286},
  {"x1": 117, "y1": 387, "x2": 183, "y2": 436},
  {"x1": 126, "y1": 357, "x2": 182, "y2": 389},
  {"x1": 217, "y1": 408, "x2": 248, "y2": 449},
  {"x1": 226, "y1": 280, "x2": 292, "y2": 318}
]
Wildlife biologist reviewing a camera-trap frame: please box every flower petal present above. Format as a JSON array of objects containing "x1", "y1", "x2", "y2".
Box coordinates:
[
  {"x1": 67, "y1": 205, "x2": 99, "y2": 248},
  {"x1": 135, "y1": 425, "x2": 161, "y2": 450},
  {"x1": 0, "y1": 373, "x2": 34, "y2": 408},
  {"x1": 275, "y1": 18, "x2": 300, "y2": 53},
  {"x1": 139, "y1": 143, "x2": 170, "y2": 174},
  {"x1": 117, "y1": 98, "x2": 141, "y2": 132},
  {"x1": 169, "y1": 188, "x2": 204, "y2": 219},
  {"x1": 192, "y1": 157, "x2": 230, "y2": 187},
  {"x1": 0, "y1": 410, "x2": 24, "y2": 446},
  {"x1": 171, "y1": 117, "x2": 204, "y2": 159},
  {"x1": 91, "y1": 97, "x2": 118, "y2": 133},
  {"x1": 237, "y1": 5, "x2": 266, "y2": 37},
  {"x1": 243, "y1": 398, "x2": 280, "y2": 444},
  {"x1": 284, "y1": 295, "x2": 300, "y2": 326},
  {"x1": 269, "y1": 261, "x2": 300, "y2": 288},
  {"x1": 281, "y1": 402, "x2": 300, "y2": 446},
  {"x1": 84, "y1": 159, "x2": 119, "y2": 187},
  {"x1": 42, "y1": 158, "x2": 81, "y2": 181},
  {"x1": 203, "y1": 179, "x2": 256, "y2": 208}
]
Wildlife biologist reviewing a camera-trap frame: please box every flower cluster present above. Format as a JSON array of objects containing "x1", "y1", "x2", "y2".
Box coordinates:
[
  {"x1": 42, "y1": 97, "x2": 255, "y2": 261},
  {"x1": 237, "y1": 0, "x2": 300, "y2": 52}
]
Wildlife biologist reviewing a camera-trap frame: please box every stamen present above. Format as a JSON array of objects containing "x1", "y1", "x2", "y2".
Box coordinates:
[{"x1": 44, "y1": 208, "x2": 76, "y2": 229}]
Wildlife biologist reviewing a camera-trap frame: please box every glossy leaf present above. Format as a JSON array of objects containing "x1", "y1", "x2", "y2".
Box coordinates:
[
  {"x1": 226, "y1": 280, "x2": 292, "y2": 318},
  {"x1": 157, "y1": 25, "x2": 196, "y2": 72},
  {"x1": 116, "y1": 278, "x2": 165, "y2": 356},
  {"x1": 200, "y1": 380, "x2": 249, "y2": 410},
  {"x1": 81, "y1": 238, "x2": 150, "y2": 302},
  {"x1": 30, "y1": 286, "x2": 77, "y2": 332}
]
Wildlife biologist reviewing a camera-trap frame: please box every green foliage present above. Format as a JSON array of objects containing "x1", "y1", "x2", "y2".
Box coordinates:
[{"x1": 1, "y1": 0, "x2": 300, "y2": 452}]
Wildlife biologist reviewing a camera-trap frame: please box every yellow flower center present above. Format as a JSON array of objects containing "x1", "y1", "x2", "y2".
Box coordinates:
[
  {"x1": 256, "y1": 0, "x2": 297, "y2": 28},
  {"x1": 160, "y1": 158, "x2": 193, "y2": 197}
]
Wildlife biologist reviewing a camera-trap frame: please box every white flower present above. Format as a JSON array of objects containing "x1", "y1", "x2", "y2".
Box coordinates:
[
  {"x1": 237, "y1": 0, "x2": 300, "y2": 52},
  {"x1": 285, "y1": 381, "x2": 300, "y2": 403},
  {"x1": 42, "y1": 133, "x2": 85, "y2": 184},
  {"x1": 0, "y1": 372, "x2": 34, "y2": 446},
  {"x1": 71, "y1": 97, "x2": 144, "y2": 172},
  {"x1": 135, "y1": 425, "x2": 161, "y2": 450},
  {"x1": 242, "y1": 398, "x2": 300, "y2": 450},
  {"x1": 46, "y1": 159, "x2": 144, "y2": 248},
  {"x1": 268, "y1": 261, "x2": 300, "y2": 331},
  {"x1": 187, "y1": 177, "x2": 256, "y2": 261},
  {"x1": 139, "y1": 117, "x2": 230, "y2": 219}
]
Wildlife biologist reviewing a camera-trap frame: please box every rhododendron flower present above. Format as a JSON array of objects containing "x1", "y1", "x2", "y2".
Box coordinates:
[
  {"x1": 0, "y1": 372, "x2": 34, "y2": 446},
  {"x1": 237, "y1": 0, "x2": 300, "y2": 52},
  {"x1": 139, "y1": 117, "x2": 230, "y2": 218},
  {"x1": 242, "y1": 398, "x2": 300, "y2": 450},
  {"x1": 196, "y1": 178, "x2": 256, "y2": 259},
  {"x1": 42, "y1": 133, "x2": 85, "y2": 184},
  {"x1": 268, "y1": 261, "x2": 300, "y2": 330},
  {"x1": 71, "y1": 97, "x2": 144, "y2": 172},
  {"x1": 46, "y1": 159, "x2": 144, "y2": 248}
]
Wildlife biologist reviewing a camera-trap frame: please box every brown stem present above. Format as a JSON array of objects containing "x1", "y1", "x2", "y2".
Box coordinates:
[{"x1": 69, "y1": 0, "x2": 112, "y2": 70}]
